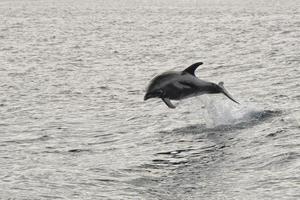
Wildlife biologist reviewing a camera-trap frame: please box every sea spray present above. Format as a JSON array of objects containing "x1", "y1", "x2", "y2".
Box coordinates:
[{"x1": 197, "y1": 95, "x2": 263, "y2": 128}]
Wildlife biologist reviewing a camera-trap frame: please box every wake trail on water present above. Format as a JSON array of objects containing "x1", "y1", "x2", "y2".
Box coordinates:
[{"x1": 197, "y1": 96, "x2": 278, "y2": 128}]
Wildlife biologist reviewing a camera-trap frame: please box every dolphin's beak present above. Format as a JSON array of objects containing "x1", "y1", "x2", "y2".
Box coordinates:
[
  {"x1": 144, "y1": 93, "x2": 150, "y2": 101},
  {"x1": 144, "y1": 90, "x2": 163, "y2": 101}
]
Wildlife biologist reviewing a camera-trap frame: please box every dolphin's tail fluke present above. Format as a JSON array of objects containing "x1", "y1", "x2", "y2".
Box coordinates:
[{"x1": 218, "y1": 82, "x2": 240, "y2": 104}]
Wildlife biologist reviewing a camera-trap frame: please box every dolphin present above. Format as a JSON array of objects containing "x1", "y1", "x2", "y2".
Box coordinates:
[{"x1": 144, "y1": 62, "x2": 239, "y2": 109}]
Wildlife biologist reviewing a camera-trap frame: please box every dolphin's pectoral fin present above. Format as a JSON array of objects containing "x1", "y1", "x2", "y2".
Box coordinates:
[
  {"x1": 162, "y1": 98, "x2": 176, "y2": 109},
  {"x1": 182, "y1": 62, "x2": 203, "y2": 76}
]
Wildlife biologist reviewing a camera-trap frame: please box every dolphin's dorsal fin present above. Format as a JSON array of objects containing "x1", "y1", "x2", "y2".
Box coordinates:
[
  {"x1": 162, "y1": 98, "x2": 176, "y2": 109},
  {"x1": 182, "y1": 62, "x2": 203, "y2": 76}
]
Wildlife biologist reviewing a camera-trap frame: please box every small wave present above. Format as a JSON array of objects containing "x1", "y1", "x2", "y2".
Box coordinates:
[
  {"x1": 5, "y1": 135, "x2": 51, "y2": 144},
  {"x1": 169, "y1": 109, "x2": 280, "y2": 135},
  {"x1": 167, "y1": 98, "x2": 280, "y2": 135},
  {"x1": 255, "y1": 152, "x2": 299, "y2": 170},
  {"x1": 68, "y1": 149, "x2": 91, "y2": 153}
]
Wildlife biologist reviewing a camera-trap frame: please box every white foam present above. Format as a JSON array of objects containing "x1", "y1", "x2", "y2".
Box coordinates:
[{"x1": 197, "y1": 95, "x2": 262, "y2": 128}]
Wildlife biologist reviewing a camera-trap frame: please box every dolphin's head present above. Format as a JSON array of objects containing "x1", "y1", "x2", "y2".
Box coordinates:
[{"x1": 144, "y1": 72, "x2": 177, "y2": 101}]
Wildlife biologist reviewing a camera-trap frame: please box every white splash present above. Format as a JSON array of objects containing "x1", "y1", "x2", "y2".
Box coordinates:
[{"x1": 197, "y1": 95, "x2": 262, "y2": 128}]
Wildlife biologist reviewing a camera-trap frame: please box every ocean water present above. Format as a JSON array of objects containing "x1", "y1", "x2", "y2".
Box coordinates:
[{"x1": 0, "y1": 0, "x2": 299, "y2": 199}]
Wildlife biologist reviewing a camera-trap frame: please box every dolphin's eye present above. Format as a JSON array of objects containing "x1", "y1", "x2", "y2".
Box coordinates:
[{"x1": 154, "y1": 90, "x2": 162, "y2": 95}]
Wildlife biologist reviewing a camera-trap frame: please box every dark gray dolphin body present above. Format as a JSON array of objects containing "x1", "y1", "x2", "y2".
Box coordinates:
[{"x1": 144, "y1": 62, "x2": 239, "y2": 109}]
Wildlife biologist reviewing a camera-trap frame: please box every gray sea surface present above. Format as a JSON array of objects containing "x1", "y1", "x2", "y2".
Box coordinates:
[{"x1": 0, "y1": 0, "x2": 299, "y2": 199}]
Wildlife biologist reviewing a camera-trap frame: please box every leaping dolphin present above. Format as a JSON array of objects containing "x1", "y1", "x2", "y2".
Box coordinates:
[{"x1": 144, "y1": 62, "x2": 239, "y2": 109}]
